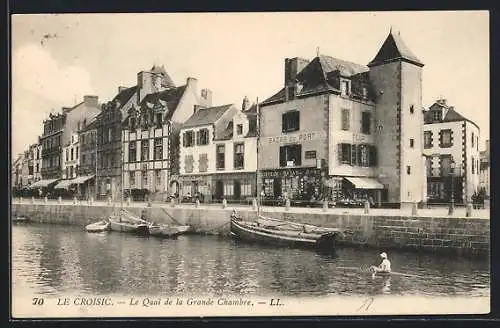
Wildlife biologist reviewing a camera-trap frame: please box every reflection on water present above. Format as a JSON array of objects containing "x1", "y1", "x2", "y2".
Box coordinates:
[{"x1": 12, "y1": 224, "x2": 490, "y2": 297}]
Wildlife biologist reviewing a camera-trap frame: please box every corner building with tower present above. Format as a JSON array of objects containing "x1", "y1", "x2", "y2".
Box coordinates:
[{"x1": 259, "y1": 30, "x2": 426, "y2": 208}]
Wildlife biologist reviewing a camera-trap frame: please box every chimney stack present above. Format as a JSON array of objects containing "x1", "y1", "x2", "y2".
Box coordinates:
[
  {"x1": 284, "y1": 57, "x2": 309, "y2": 87},
  {"x1": 118, "y1": 86, "x2": 128, "y2": 93},
  {"x1": 200, "y1": 88, "x2": 213, "y2": 107},
  {"x1": 186, "y1": 77, "x2": 198, "y2": 92},
  {"x1": 83, "y1": 95, "x2": 99, "y2": 107},
  {"x1": 242, "y1": 96, "x2": 250, "y2": 111}
]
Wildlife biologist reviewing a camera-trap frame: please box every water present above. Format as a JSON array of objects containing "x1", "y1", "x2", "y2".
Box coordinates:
[{"x1": 12, "y1": 224, "x2": 489, "y2": 298}]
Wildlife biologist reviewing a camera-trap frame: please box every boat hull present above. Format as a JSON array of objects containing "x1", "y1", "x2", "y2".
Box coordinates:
[
  {"x1": 230, "y1": 218, "x2": 336, "y2": 251},
  {"x1": 13, "y1": 217, "x2": 31, "y2": 224},
  {"x1": 109, "y1": 220, "x2": 149, "y2": 235},
  {"x1": 85, "y1": 221, "x2": 110, "y2": 233}
]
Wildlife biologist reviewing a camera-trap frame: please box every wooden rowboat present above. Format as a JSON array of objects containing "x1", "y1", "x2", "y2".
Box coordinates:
[
  {"x1": 12, "y1": 216, "x2": 31, "y2": 224},
  {"x1": 230, "y1": 213, "x2": 340, "y2": 251},
  {"x1": 85, "y1": 220, "x2": 111, "y2": 233},
  {"x1": 108, "y1": 209, "x2": 149, "y2": 235},
  {"x1": 148, "y1": 224, "x2": 191, "y2": 239}
]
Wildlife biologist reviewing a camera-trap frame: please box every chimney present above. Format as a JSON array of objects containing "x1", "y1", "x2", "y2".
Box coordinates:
[
  {"x1": 83, "y1": 95, "x2": 99, "y2": 107},
  {"x1": 284, "y1": 57, "x2": 309, "y2": 87},
  {"x1": 186, "y1": 77, "x2": 198, "y2": 92},
  {"x1": 193, "y1": 105, "x2": 201, "y2": 114},
  {"x1": 200, "y1": 88, "x2": 213, "y2": 107},
  {"x1": 137, "y1": 71, "x2": 153, "y2": 103},
  {"x1": 118, "y1": 86, "x2": 128, "y2": 93},
  {"x1": 242, "y1": 96, "x2": 250, "y2": 111}
]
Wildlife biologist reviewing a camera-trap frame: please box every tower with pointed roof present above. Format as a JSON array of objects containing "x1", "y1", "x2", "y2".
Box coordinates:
[{"x1": 368, "y1": 29, "x2": 425, "y2": 206}]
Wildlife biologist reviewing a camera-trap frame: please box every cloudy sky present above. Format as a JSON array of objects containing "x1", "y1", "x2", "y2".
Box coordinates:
[{"x1": 11, "y1": 11, "x2": 489, "y2": 157}]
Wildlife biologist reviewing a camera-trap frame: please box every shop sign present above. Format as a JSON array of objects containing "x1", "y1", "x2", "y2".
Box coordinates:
[
  {"x1": 266, "y1": 131, "x2": 325, "y2": 144},
  {"x1": 261, "y1": 168, "x2": 319, "y2": 178}
]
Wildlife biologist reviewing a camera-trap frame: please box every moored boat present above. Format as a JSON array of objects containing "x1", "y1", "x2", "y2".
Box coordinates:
[
  {"x1": 85, "y1": 220, "x2": 111, "y2": 233},
  {"x1": 108, "y1": 209, "x2": 149, "y2": 235},
  {"x1": 12, "y1": 216, "x2": 30, "y2": 224},
  {"x1": 230, "y1": 212, "x2": 340, "y2": 251},
  {"x1": 148, "y1": 223, "x2": 191, "y2": 238}
]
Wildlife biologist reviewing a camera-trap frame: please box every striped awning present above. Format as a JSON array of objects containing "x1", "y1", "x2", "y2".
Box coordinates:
[
  {"x1": 54, "y1": 179, "x2": 75, "y2": 189},
  {"x1": 28, "y1": 179, "x2": 59, "y2": 189},
  {"x1": 72, "y1": 175, "x2": 95, "y2": 184},
  {"x1": 344, "y1": 177, "x2": 384, "y2": 189}
]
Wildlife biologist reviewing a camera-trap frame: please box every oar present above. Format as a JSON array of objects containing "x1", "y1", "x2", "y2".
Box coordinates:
[
  {"x1": 161, "y1": 208, "x2": 183, "y2": 226},
  {"x1": 336, "y1": 266, "x2": 433, "y2": 279}
]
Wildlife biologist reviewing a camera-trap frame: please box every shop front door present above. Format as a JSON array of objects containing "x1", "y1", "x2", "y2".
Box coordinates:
[
  {"x1": 273, "y1": 178, "x2": 282, "y2": 199},
  {"x1": 215, "y1": 180, "x2": 223, "y2": 200},
  {"x1": 234, "y1": 180, "x2": 241, "y2": 199}
]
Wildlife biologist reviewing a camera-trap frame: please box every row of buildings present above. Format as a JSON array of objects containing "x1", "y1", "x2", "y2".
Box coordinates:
[{"x1": 12, "y1": 30, "x2": 489, "y2": 206}]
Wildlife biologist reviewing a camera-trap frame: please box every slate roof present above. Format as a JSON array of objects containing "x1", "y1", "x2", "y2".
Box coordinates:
[
  {"x1": 423, "y1": 102, "x2": 479, "y2": 130},
  {"x1": 368, "y1": 30, "x2": 424, "y2": 67},
  {"x1": 261, "y1": 55, "x2": 371, "y2": 105},
  {"x1": 112, "y1": 86, "x2": 138, "y2": 108},
  {"x1": 181, "y1": 104, "x2": 233, "y2": 129},
  {"x1": 139, "y1": 85, "x2": 187, "y2": 120},
  {"x1": 79, "y1": 117, "x2": 99, "y2": 132}
]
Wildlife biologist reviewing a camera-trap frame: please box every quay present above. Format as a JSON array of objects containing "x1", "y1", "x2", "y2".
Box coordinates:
[{"x1": 12, "y1": 199, "x2": 489, "y2": 257}]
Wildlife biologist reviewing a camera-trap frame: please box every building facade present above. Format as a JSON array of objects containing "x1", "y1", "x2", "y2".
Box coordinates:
[
  {"x1": 422, "y1": 99, "x2": 481, "y2": 204},
  {"x1": 32, "y1": 143, "x2": 42, "y2": 182},
  {"x1": 40, "y1": 112, "x2": 65, "y2": 180},
  {"x1": 62, "y1": 132, "x2": 80, "y2": 179},
  {"x1": 179, "y1": 102, "x2": 257, "y2": 202},
  {"x1": 479, "y1": 140, "x2": 489, "y2": 197},
  {"x1": 77, "y1": 118, "x2": 98, "y2": 199},
  {"x1": 121, "y1": 66, "x2": 212, "y2": 201},
  {"x1": 259, "y1": 30, "x2": 426, "y2": 207}
]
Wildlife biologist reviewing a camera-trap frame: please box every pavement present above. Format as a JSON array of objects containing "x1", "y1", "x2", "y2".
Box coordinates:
[{"x1": 11, "y1": 198, "x2": 490, "y2": 219}]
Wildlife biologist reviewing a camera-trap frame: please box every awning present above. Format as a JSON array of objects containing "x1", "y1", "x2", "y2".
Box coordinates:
[
  {"x1": 28, "y1": 179, "x2": 59, "y2": 189},
  {"x1": 72, "y1": 175, "x2": 95, "y2": 184},
  {"x1": 54, "y1": 179, "x2": 75, "y2": 189},
  {"x1": 344, "y1": 177, "x2": 384, "y2": 189}
]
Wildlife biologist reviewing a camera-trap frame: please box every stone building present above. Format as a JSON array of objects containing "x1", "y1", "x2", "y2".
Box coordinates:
[
  {"x1": 259, "y1": 29, "x2": 426, "y2": 207},
  {"x1": 121, "y1": 65, "x2": 211, "y2": 201},
  {"x1": 422, "y1": 99, "x2": 480, "y2": 204},
  {"x1": 32, "y1": 143, "x2": 42, "y2": 182},
  {"x1": 77, "y1": 118, "x2": 98, "y2": 199},
  {"x1": 62, "y1": 132, "x2": 80, "y2": 180},
  {"x1": 179, "y1": 100, "x2": 257, "y2": 202},
  {"x1": 12, "y1": 154, "x2": 23, "y2": 189},
  {"x1": 479, "y1": 140, "x2": 489, "y2": 197}
]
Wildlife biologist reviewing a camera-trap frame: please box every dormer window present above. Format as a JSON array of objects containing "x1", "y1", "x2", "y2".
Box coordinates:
[
  {"x1": 432, "y1": 110, "x2": 441, "y2": 121},
  {"x1": 156, "y1": 112, "x2": 163, "y2": 127},
  {"x1": 341, "y1": 80, "x2": 350, "y2": 97},
  {"x1": 236, "y1": 124, "x2": 243, "y2": 135},
  {"x1": 362, "y1": 87, "x2": 368, "y2": 99}
]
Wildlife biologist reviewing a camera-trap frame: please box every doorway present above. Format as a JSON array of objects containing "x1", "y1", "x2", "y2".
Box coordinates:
[
  {"x1": 215, "y1": 180, "x2": 224, "y2": 200},
  {"x1": 234, "y1": 180, "x2": 241, "y2": 199}
]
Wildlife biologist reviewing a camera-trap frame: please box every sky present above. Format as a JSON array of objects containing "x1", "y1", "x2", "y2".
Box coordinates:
[{"x1": 11, "y1": 11, "x2": 489, "y2": 157}]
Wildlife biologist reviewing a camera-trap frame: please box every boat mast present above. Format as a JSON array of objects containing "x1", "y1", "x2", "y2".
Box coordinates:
[{"x1": 256, "y1": 97, "x2": 261, "y2": 216}]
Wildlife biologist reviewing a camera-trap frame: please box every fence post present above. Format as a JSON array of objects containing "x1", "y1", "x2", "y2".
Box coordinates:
[
  {"x1": 44, "y1": 196, "x2": 48, "y2": 204},
  {"x1": 285, "y1": 198, "x2": 291, "y2": 211},
  {"x1": 323, "y1": 200, "x2": 328, "y2": 212},
  {"x1": 72, "y1": 196, "x2": 77, "y2": 205},
  {"x1": 222, "y1": 198, "x2": 227, "y2": 209},
  {"x1": 195, "y1": 199, "x2": 200, "y2": 208},
  {"x1": 19, "y1": 197, "x2": 23, "y2": 204},
  {"x1": 127, "y1": 197, "x2": 131, "y2": 206},
  {"x1": 252, "y1": 198, "x2": 257, "y2": 210},
  {"x1": 107, "y1": 196, "x2": 111, "y2": 206},
  {"x1": 31, "y1": 196, "x2": 35, "y2": 204},
  {"x1": 171, "y1": 198, "x2": 176, "y2": 208},
  {"x1": 89, "y1": 197, "x2": 94, "y2": 205}
]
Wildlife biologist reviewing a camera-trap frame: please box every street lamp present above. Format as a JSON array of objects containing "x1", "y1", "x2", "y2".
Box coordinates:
[{"x1": 448, "y1": 162, "x2": 456, "y2": 215}]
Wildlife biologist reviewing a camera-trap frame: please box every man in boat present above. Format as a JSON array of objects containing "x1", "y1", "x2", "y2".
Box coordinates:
[{"x1": 370, "y1": 252, "x2": 391, "y2": 274}]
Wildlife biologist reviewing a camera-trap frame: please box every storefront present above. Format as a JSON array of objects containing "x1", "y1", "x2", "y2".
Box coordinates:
[
  {"x1": 261, "y1": 167, "x2": 323, "y2": 201},
  {"x1": 332, "y1": 176, "x2": 386, "y2": 207},
  {"x1": 179, "y1": 174, "x2": 212, "y2": 203}
]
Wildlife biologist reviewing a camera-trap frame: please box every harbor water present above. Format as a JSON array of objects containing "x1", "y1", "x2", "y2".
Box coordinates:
[{"x1": 12, "y1": 224, "x2": 489, "y2": 298}]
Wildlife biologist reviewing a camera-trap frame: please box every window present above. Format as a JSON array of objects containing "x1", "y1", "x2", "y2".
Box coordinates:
[
  {"x1": 359, "y1": 145, "x2": 369, "y2": 167},
  {"x1": 471, "y1": 133, "x2": 474, "y2": 147},
  {"x1": 66, "y1": 167, "x2": 69, "y2": 178},
  {"x1": 241, "y1": 180, "x2": 252, "y2": 196},
  {"x1": 197, "y1": 129, "x2": 209, "y2": 146},
  {"x1": 305, "y1": 150, "x2": 316, "y2": 159},
  {"x1": 432, "y1": 110, "x2": 441, "y2": 121},
  {"x1": 108, "y1": 128, "x2": 112, "y2": 143},
  {"x1": 199, "y1": 153, "x2": 208, "y2": 172},
  {"x1": 129, "y1": 142, "x2": 136, "y2": 162},
  {"x1": 76, "y1": 146, "x2": 79, "y2": 159},
  {"x1": 236, "y1": 124, "x2": 243, "y2": 135},
  {"x1": 410, "y1": 105, "x2": 414, "y2": 114},
  {"x1": 183, "y1": 131, "x2": 195, "y2": 147},
  {"x1": 440, "y1": 155, "x2": 452, "y2": 176},
  {"x1": 216, "y1": 145, "x2": 225, "y2": 170},
  {"x1": 410, "y1": 138, "x2": 414, "y2": 148},
  {"x1": 341, "y1": 80, "x2": 350, "y2": 96},
  {"x1": 368, "y1": 145, "x2": 377, "y2": 167},
  {"x1": 71, "y1": 148, "x2": 74, "y2": 161},
  {"x1": 476, "y1": 136, "x2": 479, "y2": 151},
  {"x1": 130, "y1": 117, "x2": 136, "y2": 130},
  {"x1": 361, "y1": 112, "x2": 371, "y2": 134},
  {"x1": 141, "y1": 140, "x2": 149, "y2": 161},
  {"x1": 70, "y1": 166, "x2": 74, "y2": 178},
  {"x1": 279, "y1": 144, "x2": 302, "y2": 167},
  {"x1": 282, "y1": 111, "x2": 300, "y2": 133},
  {"x1": 155, "y1": 169, "x2": 162, "y2": 186},
  {"x1": 129, "y1": 171, "x2": 135, "y2": 186},
  {"x1": 154, "y1": 138, "x2": 163, "y2": 160},
  {"x1": 234, "y1": 143, "x2": 245, "y2": 169},
  {"x1": 156, "y1": 113, "x2": 163, "y2": 127},
  {"x1": 142, "y1": 170, "x2": 148, "y2": 186},
  {"x1": 82, "y1": 154, "x2": 87, "y2": 165},
  {"x1": 341, "y1": 109, "x2": 350, "y2": 131},
  {"x1": 224, "y1": 182, "x2": 234, "y2": 196},
  {"x1": 424, "y1": 131, "x2": 433, "y2": 149},
  {"x1": 362, "y1": 87, "x2": 368, "y2": 99},
  {"x1": 407, "y1": 166, "x2": 411, "y2": 175},
  {"x1": 472, "y1": 156, "x2": 475, "y2": 174},
  {"x1": 66, "y1": 149, "x2": 69, "y2": 161},
  {"x1": 184, "y1": 155, "x2": 194, "y2": 173},
  {"x1": 338, "y1": 143, "x2": 351, "y2": 164},
  {"x1": 440, "y1": 129, "x2": 453, "y2": 148}
]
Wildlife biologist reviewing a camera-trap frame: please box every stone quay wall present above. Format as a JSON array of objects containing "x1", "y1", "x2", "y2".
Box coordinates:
[{"x1": 12, "y1": 202, "x2": 489, "y2": 257}]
